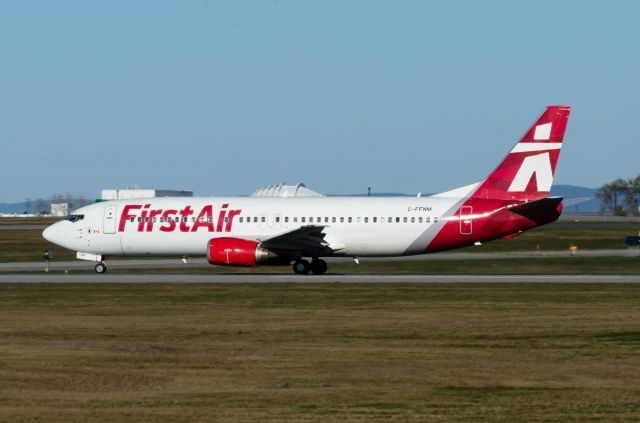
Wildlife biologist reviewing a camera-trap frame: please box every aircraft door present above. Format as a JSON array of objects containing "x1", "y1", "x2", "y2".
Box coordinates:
[
  {"x1": 460, "y1": 206, "x2": 472, "y2": 235},
  {"x1": 104, "y1": 206, "x2": 118, "y2": 234}
]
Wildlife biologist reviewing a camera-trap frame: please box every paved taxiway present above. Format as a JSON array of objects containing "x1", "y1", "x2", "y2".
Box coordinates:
[
  {"x1": 1, "y1": 274, "x2": 639, "y2": 283},
  {"x1": 1, "y1": 249, "x2": 635, "y2": 273}
]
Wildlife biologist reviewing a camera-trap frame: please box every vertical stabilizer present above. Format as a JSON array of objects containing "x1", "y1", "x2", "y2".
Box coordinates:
[{"x1": 471, "y1": 105, "x2": 571, "y2": 201}]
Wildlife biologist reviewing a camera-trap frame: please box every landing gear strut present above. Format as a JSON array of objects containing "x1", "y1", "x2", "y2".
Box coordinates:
[{"x1": 95, "y1": 262, "x2": 107, "y2": 274}]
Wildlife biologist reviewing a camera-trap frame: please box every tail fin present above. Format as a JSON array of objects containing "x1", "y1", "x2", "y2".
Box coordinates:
[{"x1": 471, "y1": 105, "x2": 571, "y2": 201}]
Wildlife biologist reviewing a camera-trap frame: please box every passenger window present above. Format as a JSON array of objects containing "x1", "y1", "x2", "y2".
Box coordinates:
[
  {"x1": 426, "y1": 217, "x2": 431, "y2": 223},
  {"x1": 293, "y1": 217, "x2": 298, "y2": 223},
  {"x1": 239, "y1": 217, "x2": 243, "y2": 223},
  {"x1": 130, "y1": 217, "x2": 135, "y2": 223},
  {"x1": 348, "y1": 217, "x2": 352, "y2": 223},
  {"x1": 364, "y1": 217, "x2": 368, "y2": 223},
  {"x1": 396, "y1": 217, "x2": 400, "y2": 223},
  {"x1": 324, "y1": 217, "x2": 329, "y2": 223},
  {"x1": 138, "y1": 217, "x2": 142, "y2": 223},
  {"x1": 261, "y1": 216, "x2": 266, "y2": 223},
  {"x1": 340, "y1": 217, "x2": 344, "y2": 223},
  {"x1": 225, "y1": 217, "x2": 229, "y2": 223},
  {"x1": 418, "y1": 217, "x2": 423, "y2": 223},
  {"x1": 254, "y1": 217, "x2": 258, "y2": 223},
  {"x1": 332, "y1": 217, "x2": 336, "y2": 223},
  {"x1": 144, "y1": 217, "x2": 149, "y2": 223},
  {"x1": 191, "y1": 217, "x2": 196, "y2": 222},
  {"x1": 434, "y1": 217, "x2": 439, "y2": 223},
  {"x1": 285, "y1": 217, "x2": 289, "y2": 223},
  {"x1": 373, "y1": 217, "x2": 377, "y2": 223},
  {"x1": 160, "y1": 217, "x2": 164, "y2": 223},
  {"x1": 318, "y1": 217, "x2": 322, "y2": 223},
  {"x1": 184, "y1": 217, "x2": 188, "y2": 223},
  {"x1": 275, "y1": 217, "x2": 280, "y2": 223},
  {"x1": 309, "y1": 217, "x2": 313, "y2": 223},
  {"x1": 301, "y1": 217, "x2": 306, "y2": 223},
  {"x1": 153, "y1": 217, "x2": 157, "y2": 222},
  {"x1": 388, "y1": 217, "x2": 392, "y2": 223}
]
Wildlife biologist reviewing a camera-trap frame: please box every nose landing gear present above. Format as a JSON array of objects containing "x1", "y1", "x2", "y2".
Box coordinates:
[{"x1": 95, "y1": 262, "x2": 107, "y2": 274}]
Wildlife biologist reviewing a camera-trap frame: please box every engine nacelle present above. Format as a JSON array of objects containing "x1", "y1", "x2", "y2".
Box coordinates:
[{"x1": 207, "y1": 237, "x2": 283, "y2": 267}]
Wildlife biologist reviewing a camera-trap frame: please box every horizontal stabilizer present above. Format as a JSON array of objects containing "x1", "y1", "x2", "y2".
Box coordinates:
[{"x1": 508, "y1": 196, "x2": 563, "y2": 223}]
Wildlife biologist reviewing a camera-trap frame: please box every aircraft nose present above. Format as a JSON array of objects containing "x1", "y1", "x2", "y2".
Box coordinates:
[{"x1": 42, "y1": 222, "x2": 63, "y2": 246}]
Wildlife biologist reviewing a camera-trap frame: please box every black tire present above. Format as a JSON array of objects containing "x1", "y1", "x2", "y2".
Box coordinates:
[
  {"x1": 292, "y1": 259, "x2": 310, "y2": 275},
  {"x1": 310, "y1": 259, "x2": 327, "y2": 275},
  {"x1": 95, "y1": 262, "x2": 107, "y2": 274}
]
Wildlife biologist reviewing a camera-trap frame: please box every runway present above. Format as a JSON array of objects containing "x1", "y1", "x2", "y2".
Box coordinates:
[{"x1": 0, "y1": 273, "x2": 639, "y2": 283}]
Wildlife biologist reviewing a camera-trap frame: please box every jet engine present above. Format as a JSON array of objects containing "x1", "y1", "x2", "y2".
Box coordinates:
[{"x1": 207, "y1": 237, "x2": 287, "y2": 266}]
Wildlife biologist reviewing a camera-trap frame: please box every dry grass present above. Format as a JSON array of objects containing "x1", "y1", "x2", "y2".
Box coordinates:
[{"x1": 0, "y1": 283, "x2": 639, "y2": 421}]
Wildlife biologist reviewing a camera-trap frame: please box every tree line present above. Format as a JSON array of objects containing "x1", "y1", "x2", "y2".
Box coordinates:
[
  {"x1": 25, "y1": 193, "x2": 90, "y2": 215},
  {"x1": 596, "y1": 177, "x2": 640, "y2": 216}
]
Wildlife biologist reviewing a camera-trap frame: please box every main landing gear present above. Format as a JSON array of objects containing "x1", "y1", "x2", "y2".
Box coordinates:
[
  {"x1": 293, "y1": 258, "x2": 327, "y2": 275},
  {"x1": 95, "y1": 262, "x2": 107, "y2": 274}
]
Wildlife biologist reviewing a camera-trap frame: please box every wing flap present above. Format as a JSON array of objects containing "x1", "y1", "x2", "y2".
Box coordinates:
[{"x1": 260, "y1": 225, "x2": 334, "y2": 256}]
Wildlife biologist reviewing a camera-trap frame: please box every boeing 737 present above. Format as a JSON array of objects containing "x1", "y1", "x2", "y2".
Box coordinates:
[{"x1": 43, "y1": 105, "x2": 571, "y2": 274}]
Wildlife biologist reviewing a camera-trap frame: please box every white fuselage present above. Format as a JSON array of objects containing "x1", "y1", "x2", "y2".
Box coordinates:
[{"x1": 43, "y1": 195, "x2": 464, "y2": 258}]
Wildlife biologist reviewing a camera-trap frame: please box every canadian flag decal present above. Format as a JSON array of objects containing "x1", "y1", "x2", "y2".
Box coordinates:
[{"x1": 507, "y1": 152, "x2": 553, "y2": 192}]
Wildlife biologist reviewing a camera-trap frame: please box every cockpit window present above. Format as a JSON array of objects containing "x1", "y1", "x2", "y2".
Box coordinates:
[{"x1": 65, "y1": 214, "x2": 84, "y2": 223}]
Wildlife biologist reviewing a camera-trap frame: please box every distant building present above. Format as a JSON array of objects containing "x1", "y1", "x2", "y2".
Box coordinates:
[
  {"x1": 50, "y1": 203, "x2": 69, "y2": 216},
  {"x1": 251, "y1": 183, "x2": 324, "y2": 198},
  {"x1": 101, "y1": 189, "x2": 193, "y2": 201}
]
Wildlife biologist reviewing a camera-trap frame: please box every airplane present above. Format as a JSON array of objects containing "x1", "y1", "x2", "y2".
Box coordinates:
[{"x1": 43, "y1": 105, "x2": 571, "y2": 275}]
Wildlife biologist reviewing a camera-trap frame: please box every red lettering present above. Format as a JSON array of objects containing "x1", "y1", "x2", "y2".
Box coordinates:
[
  {"x1": 225, "y1": 209, "x2": 241, "y2": 232},
  {"x1": 179, "y1": 206, "x2": 194, "y2": 232},
  {"x1": 191, "y1": 205, "x2": 215, "y2": 232},
  {"x1": 119, "y1": 205, "x2": 142, "y2": 232},
  {"x1": 217, "y1": 203, "x2": 228, "y2": 232},
  {"x1": 160, "y1": 210, "x2": 177, "y2": 232}
]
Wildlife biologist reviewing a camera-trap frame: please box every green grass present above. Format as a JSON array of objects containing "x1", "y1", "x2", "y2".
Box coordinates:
[
  {"x1": 0, "y1": 282, "x2": 640, "y2": 421},
  {"x1": 462, "y1": 221, "x2": 639, "y2": 252},
  {"x1": 0, "y1": 229, "x2": 76, "y2": 262}
]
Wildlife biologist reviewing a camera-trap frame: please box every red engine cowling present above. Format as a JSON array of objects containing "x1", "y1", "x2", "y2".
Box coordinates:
[{"x1": 207, "y1": 237, "x2": 274, "y2": 267}]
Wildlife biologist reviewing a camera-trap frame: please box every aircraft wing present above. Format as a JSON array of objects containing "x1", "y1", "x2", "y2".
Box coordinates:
[{"x1": 259, "y1": 225, "x2": 337, "y2": 257}]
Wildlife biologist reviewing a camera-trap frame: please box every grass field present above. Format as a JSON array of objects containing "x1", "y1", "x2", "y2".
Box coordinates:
[{"x1": 0, "y1": 282, "x2": 639, "y2": 422}]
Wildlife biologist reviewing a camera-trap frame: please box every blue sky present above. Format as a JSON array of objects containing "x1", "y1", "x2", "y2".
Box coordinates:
[{"x1": 1, "y1": 1, "x2": 638, "y2": 202}]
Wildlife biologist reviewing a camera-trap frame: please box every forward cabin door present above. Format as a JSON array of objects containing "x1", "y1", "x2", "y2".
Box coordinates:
[
  {"x1": 104, "y1": 206, "x2": 117, "y2": 234},
  {"x1": 459, "y1": 206, "x2": 472, "y2": 235}
]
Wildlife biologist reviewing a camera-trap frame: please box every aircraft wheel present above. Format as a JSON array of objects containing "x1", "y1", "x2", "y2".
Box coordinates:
[
  {"x1": 292, "y1": 259, "x2": 310, "y2": 275},
  {"x1": 310, "y1": 259, "x2": 327, "y2": 275},
  {"x1": 95, "y1": 262, "x2": 107, "y2": 274}
]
